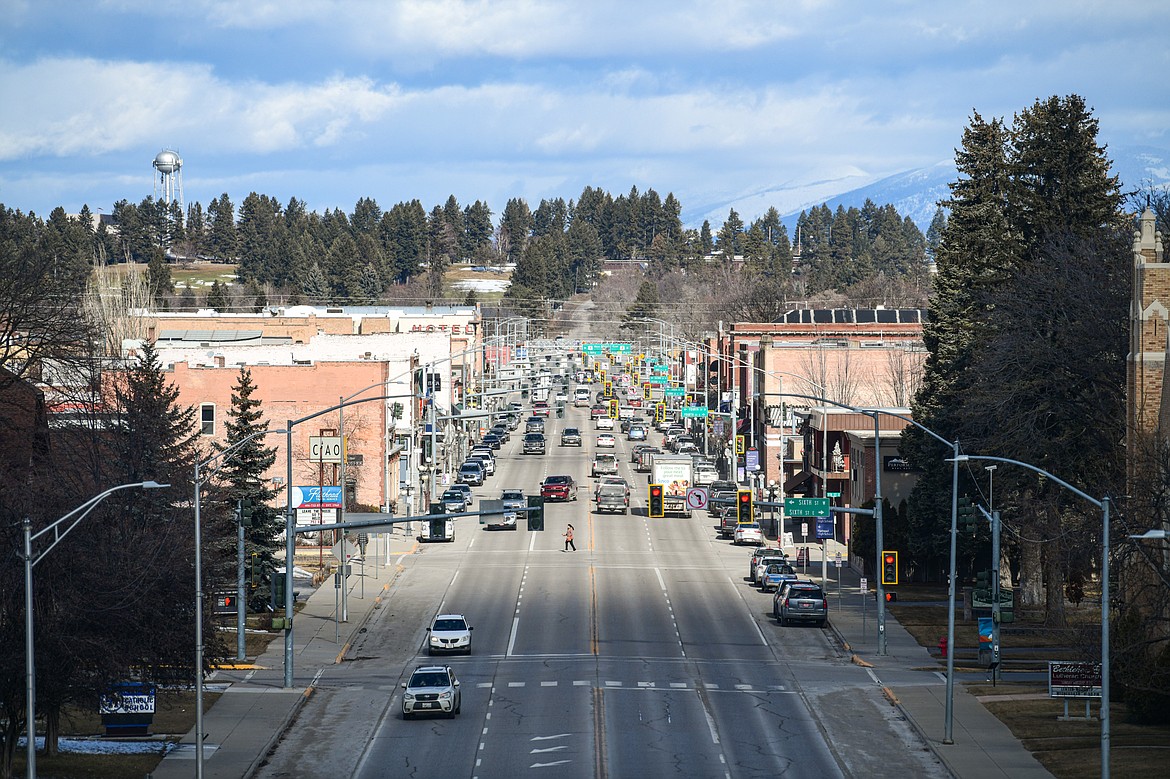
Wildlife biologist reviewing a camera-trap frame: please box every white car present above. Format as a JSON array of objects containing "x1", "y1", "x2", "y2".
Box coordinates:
[
  {"x1": 734, "y1": 522, "x2": 763, "y2": 546},
  {"x1": 597, "y1": 433, "x2": 616, "y2": 448},
  {"x1": 402, "y1": 665, "x2": 461, "y2": 719},
  {"x1": 596, "y1": 416, "x2": 615, "y2": 430},
  {"x1": 427, "y1": 613, "x2": 474, "y2": 655}
]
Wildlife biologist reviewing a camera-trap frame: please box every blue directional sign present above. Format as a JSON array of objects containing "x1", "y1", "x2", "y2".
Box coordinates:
[{"x1": 815, "y1": 516, "x2": 834, "y2": 539}]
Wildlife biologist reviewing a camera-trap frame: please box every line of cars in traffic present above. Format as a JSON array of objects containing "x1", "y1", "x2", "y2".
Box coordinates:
[{"x1": 746, "y1": 545, "x2": 829, "y2": 628}]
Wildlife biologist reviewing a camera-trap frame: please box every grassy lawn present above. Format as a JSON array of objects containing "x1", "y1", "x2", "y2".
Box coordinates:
[
  {"x1": 11, "y1": 623, "x2": 288, "y2": 779},
  {"x1": 891, "y1": 584, "x2": 1170, "y2": 778}
]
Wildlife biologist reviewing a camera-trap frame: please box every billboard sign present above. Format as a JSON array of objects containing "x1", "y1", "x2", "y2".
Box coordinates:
[{"x1": 292, "y1": 485, "x2": 343, "y2": 509}]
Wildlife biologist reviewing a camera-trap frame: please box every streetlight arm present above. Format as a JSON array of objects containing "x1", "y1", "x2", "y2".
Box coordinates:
[
  {"x1": 948, "y1": 454, "x2": 1101, "y2": 509},
  {"x1": 29, "y1": 481, "x2": 169, "y2": 565}
]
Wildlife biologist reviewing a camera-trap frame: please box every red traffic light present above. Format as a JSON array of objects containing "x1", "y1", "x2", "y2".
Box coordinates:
[
  {"x1": 738, "y1": 492, "x2": 751, "y2": 505},
  {"x1": 885, "y1": 592, "x2": 897, "y2": 602},
  {"x1": 650, "y1": 485, "x2": 663, "y2": 498},
  {"x1": 884, "y1": 553, "x2": 896, "y2": 565}
]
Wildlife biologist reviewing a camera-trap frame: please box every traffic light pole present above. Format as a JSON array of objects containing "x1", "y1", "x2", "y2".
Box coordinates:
[
  {"x1": 944, "y1": 438, "x2": 960, "y2": 744},
  {"x1": 991, "y1": 509, "x2": 1002, "y2": 682}
]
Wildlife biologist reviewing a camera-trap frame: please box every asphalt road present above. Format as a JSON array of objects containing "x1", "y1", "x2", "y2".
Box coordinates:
[{"x1": 255, "y1": 399, "x2": 944, "y2": 779}]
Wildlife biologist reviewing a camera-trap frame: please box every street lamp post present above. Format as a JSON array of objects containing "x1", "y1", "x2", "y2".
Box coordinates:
[
  {"x1": 22, "y1": 481, "x2": 168, "y2": 779},
  {"x1": 951, "y1": 454, "x2": 1112, "y2": 778}
]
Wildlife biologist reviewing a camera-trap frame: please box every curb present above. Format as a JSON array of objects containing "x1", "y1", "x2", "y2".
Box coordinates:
[{"x1": 241, "y1": 566, "x2": 407, "y2": 779}]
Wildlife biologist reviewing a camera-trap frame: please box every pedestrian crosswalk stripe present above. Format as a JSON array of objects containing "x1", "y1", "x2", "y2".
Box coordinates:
[
  {"x1": 508, "y1": 681, "x2": 524, "y2": 687},
  {"x1": 540, "y1": 681, "x2": 557, "y2": 687},
  {"x1": 573, "y1": 680, "x2": 590, "y2": 686},
  {"x1": 605, "y1": 680, "x2": 621, "y2": 687},
  {"x1": 637, "y1": 682, "x2": 654, "y2": 688},
  {"x1": 670, "y1": 683, "x2": 688, "y2": 688},
  {"x1": 477, "y1": 683, "x2": 492, "y2": 688},
  {"x1": 734, "y1": 684, "x2": 752, "y2": 690}
]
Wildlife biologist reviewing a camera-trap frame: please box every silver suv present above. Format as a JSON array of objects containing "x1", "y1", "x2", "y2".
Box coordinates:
[
  {"x1": 774, "y1": 582, "x2": 827, "y2": 627},
  {"x1": 402, "y1": 665, "x2": 461, "y2": 719}
]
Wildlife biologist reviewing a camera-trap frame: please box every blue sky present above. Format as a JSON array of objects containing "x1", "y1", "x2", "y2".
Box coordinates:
[{"x1": 1, "y1": 1, "x2": 1167, "y2": 226}]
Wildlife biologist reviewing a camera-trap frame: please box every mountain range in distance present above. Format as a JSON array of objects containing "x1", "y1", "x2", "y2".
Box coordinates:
[{"x1": 687, "y1": 144, "x2": 1170, "y2": 236}]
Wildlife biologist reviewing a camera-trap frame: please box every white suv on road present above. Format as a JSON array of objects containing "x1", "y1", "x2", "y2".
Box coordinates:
[
  {"x1": 427, "y1": 613, "x2": 474, "y2": 655},
  {"x1": 402, "y1": 665, "x2": 461, "y2": 719}
]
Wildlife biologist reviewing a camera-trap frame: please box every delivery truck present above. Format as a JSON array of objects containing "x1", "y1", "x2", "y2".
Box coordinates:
[{"x1": 649, "y1": 453, "x2": 694, "y2": 517}]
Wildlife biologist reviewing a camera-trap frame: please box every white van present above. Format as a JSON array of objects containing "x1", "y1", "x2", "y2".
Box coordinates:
[{"x1": 573, "y1": 387, "x2": 591, "y2": 407}]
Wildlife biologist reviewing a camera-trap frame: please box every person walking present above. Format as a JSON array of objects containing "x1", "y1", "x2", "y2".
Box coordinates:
[{"x1": 563, "y1": 523, "x2": 576, "y2": 552}]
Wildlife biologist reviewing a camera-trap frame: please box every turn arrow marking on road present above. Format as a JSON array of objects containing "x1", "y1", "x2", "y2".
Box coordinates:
[
  {"x1": 530, "y1": 734, "x2": 570, "y2": 741},
  {"x1": 530, "y1": 760, "x2": 571, "y2": 768},
  {"x1": 530, "y1": 746, "x2": 568, "y2": 754}
]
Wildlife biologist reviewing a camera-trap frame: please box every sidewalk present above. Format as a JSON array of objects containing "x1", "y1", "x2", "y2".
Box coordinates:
[
  {"x1": 817, "y1": 562, "x2": 1055, "y2": 779},
  {"x1": 150, "y1": 530, "x2": 418, "y2": 779}
]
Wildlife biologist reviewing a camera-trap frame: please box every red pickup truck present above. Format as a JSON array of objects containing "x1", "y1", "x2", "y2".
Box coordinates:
[{"x1": 540, "y1": 475, "x2": 577, "y2": 501}]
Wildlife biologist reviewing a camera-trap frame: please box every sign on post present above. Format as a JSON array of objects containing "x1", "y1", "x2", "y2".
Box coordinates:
[
  {"x1": 309, "y1": 436, "x2": 343, "y2": 463},
  {"x1": 784, "y1": 497, "x2": 830, "y2": 516},
  {"x1": 816, "y1": 516, "x2": 834, "y2": 539},
  {"x1": 1048, "y1": 661, "x2": 1102, "y2": 698},
  {"x1": 680, "y1": 406, "x2": 708, "y2": 419}
]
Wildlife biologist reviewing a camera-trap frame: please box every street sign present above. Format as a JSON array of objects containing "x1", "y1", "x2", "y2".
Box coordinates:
[
  {"x1": 816, "y1": 516, "x2": 834, "y2": 539},
  {"x1": 648, "y1": 375, "x2": 668, "y2": 385},
  {"x1": 664, "y1": 387, "x2": 686, "y2": 397},
  {"x1": 685, "y1": 487, "x2": 709, "y2": 510},
  {"x1": 784, "y1": 497, "x2": 830, "y2": 516},
  {"x1": 745, "y1": 448, "x2": 759, "y2": 471},
  {"x1": 680, "y1": 406, "x2": 708, "y2": 418},
  {"x1": 827, "y1": 491, "x2": 842, "y2": 498},
  {"x1": 860, "y1": 577, "x2": 868, "y2": 592}
]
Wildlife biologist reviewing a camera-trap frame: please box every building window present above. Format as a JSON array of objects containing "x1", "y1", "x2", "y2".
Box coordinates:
[{"x1": 201, "y1": 404, "x2": 215, "y2": 435}]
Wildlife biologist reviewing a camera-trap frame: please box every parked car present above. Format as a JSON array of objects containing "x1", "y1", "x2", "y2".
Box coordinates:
[
  {"x1": 402, "y1": 665, "x2": 461, "y2": 719},
  {"x1": 596, "y1": 433, "x2": 616, "y2": 448},
  {"x1": 561, "y1": 427, "x2": 583, "y2": 446},
  {"x1": 523, "y1": 432, "x2": 546, "y2": 455},
  {"x1": 749, "y1": 546, "x2": 779, "y2": 582},
  {"x1": 760, "y1": 562, "x2": 799, "y2": 593},
  {"x1": 440, "y1": 489, "x2": 468, "y2": 514},
  {"x1": 448, "y1": 483, "x2": 472, "y2": 508},
  {"x1": 458, "y1": 461, "x2": 484, "y2": 486},
  {"x1": 468, "y1": 452, "x2": 494, "y2": 476},
  {"x1": 481, "y1": 432, "x2": 503, "y2": 450},
  {"x1": 541, "y1": 475, "x2": 578, "y2": 502},
  {"x1": 774, "y1": 582, "x2": 828, "y2": 627},
  {"x1": 733, "y1": 522, "x2": 762, "y2": 546},
  {"x1": 427, "y1": 613, "x2": 474, "y2": 655}
]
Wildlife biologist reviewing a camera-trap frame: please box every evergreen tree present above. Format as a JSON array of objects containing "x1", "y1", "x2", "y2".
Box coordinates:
[
  {"x1": 218, "y1": 368, "x2": 283, "y2": 608},
  {"x1": 206, "y1": 279, "x2": 228, "y2": 311},
  {"x1": 207, "y1": 193, "x2": 238, "y2": 260},
  {"x1": 925, "y1": 205, "x2": 946, "y2": 262},
  {"x1": 146, "y1": 246, "x2": 173, "y2": 307},
  {"x1": 620, "y1": 280, "x2": 660, "y2": 329},
  {"x1": 699, "y1": 220, "x2": 714, "y2": 256},
  {"x1": 301, "y1": 261, "x2": 330, "y2": 302},
  {"x1": 499, "y1": 198, "x2": 533, "y2": 263},
  {"x1": 716, "y1": 209, "x2": 743, "y2": 259}
]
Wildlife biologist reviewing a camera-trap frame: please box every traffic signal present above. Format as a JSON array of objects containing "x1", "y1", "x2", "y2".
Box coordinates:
[
  {"x1": 604, "y1": 380, "x2": 613, "y2": 398},
  {"x1": 527, "y1": 495, "x2": 545, "y2": 531},
  {"x1": 737, "y1": 489, "x2": 753, "y2": 524},
  {"x1": 735, "y1": 435, "x2": 745, "y2": 455},
  {"x1": 609, "y1": 399, "x2": 619, "y2": 418},
  {"x1": 881, "y1": 550, "x2": 899, "y2": 585},
  {"x1": 957, "y1": 497, "x2": 976, "y2": 533},
  {"x1": 212, "y1": 592, "x2": 237, "y2": 616},
  {"x1": 884, "y1": 592, "x2": 898, "y2": 603},
  {"x1": 648, "y1": 484, "x2": 665, "y2": 518},
  {"x1": 643, "y1": 382, "x2": 652, "y2": 400},
  {"x1": 655, "y1": 402, "x2": 664, "y2": 422},
  {"x1": 975, "y1": 569, "x2": 992, "y2": 590},
  {"x1": 249, "y1": 552, "x2": 259, "y2": 588}
]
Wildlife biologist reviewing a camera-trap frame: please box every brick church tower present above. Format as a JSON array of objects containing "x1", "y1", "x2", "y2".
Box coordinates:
[{"x1": 1128, "y1": 207, "x2": 1168, "y2": 454}]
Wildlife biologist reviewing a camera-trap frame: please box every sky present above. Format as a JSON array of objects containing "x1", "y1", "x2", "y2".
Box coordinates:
[{"x1": 1, "y1": 0, "x2": 1168, "y2": 227}]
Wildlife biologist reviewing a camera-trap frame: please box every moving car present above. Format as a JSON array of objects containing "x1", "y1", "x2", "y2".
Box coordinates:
[
  {"x1": 693, "y1": 464, "x2": 719, "y2": 486},
  {"x1": 560, "y1": 427, "x2": 583, "y2": 446},
  {"x1": 427, "y1": 613, "x2": 474, "y2": 654},
  {"x1": 774, "y1": 583, "x2": 828, "y2": 627},
  {"x1": 541, "y1": 475, "x2": 578, "y2": 501},
  {"x1": 467, "y1": 452, "x2": 494, "y2": 476},
  {"x1": 596, "y1": 433, "x2": 616, "y2": 448},
  {"x1": 481, "y1": 431, "x2": 503, "y2": 450},
  {"x1": 523, "y1": 432, "x2": 546, "y2": 455},
  {"x1": 526, "y1": 417, "x2": 545, "y2": 434},
  {"x1": 591, "y1": 453, "x2": 618, "y2": 477},
  {"x1": 533, "y1": 401, "x2": 551, "y2": 417},
  {"x1": 402, "y1": 665, "x2": 461, "y2": 719},
  {"x1": 596, "y1": 483, "x2": 629, "y2": 514},
  {"x1": 627, "y1": 425, "x2": 647, "y2": 441},
  {"x1": 596, "y1": 416, "x2": 615, "y2": 430},
  {"x1": 492, "y1": 488, "x2": 525, "y2": 530},
  {"x1": 590, "y1": 404, "x2": 608, "y2": 419}
]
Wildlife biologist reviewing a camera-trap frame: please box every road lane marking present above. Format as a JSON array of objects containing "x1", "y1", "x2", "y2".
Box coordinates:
[
  {"x1": 654, "y1": 567, "x2": 667, "y2": 591},
  {"x1": 540, "y1": 681, "x2": 557, "y2": 687},
  {"x1": 529, "y1": 532, "x2": 536, "y2": 552},
  {"x1": 477, "y1": 682, "x2": 492, "y2": 688},
  {"x1": 531, "y1": 760, "x2": 571, "y2": 768},
  {"x1": 573, "y1": 680, "x2": 590, "y2": 686},
  {"x1": 670, "y1": 683, "x2": 688, "y2": 688},
  {"x1": 531, "y1": 734, "x2": 571, "y2": 741},
  {"x1": 590, "y1": 564, "x2": 599, "y2": 655},
  {"x1": 508, "y1": 681, "x2": 525, "y2": 687},
  {"x1": 605, "y1": 680, "x2": 621, "y2": 687},
  {"x1": 507, "y1": 617, "x2": 520, "y2": 656},
  {"x1": 530, "y1": 746, "x2": 568, "y2": 754}
]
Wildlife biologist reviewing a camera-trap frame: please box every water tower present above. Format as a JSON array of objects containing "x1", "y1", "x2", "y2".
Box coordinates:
[{"x1": 152, "y1": 149, "x2": 184, "y2": 209}]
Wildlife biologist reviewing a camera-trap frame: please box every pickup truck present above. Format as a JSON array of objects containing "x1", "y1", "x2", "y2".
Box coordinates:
[
  {"x1": 491, "y1": 489, "x2": 525, "y2": 530},
  {"x1": 523, "y1": 432, "x2": 546, "y2": 455},
  {"x1": 596, "y1": 484, "x2": 629, "y2": 514},
  {"x1": 591, "y1": 453, "x2": 618, "y2": 476}
]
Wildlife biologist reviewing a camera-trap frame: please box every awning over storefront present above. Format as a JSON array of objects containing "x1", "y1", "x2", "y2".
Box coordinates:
[{"x1": 784, "y1": 470, "x2": 813, "y2": 493}]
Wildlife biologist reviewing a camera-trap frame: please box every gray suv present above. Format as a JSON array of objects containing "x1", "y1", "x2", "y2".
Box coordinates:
[
  {"x1": 523, "y1": 432, "x2": 546, "y2": 455},
  {"x1": 774, "y1": 582, "x2": 827, "y2": 627}
]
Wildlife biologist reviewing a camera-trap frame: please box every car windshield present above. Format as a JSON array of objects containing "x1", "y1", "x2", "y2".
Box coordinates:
[
  {"x1": 460, "y1": 465, "x2": 480, "y2": 473},
  {"x1": 442, "y1": 492, "x2": 462, "y2": 500},
  {"x1": 433, "y1": 618, "x2": 467, "y2": 631},
  {"x1": 546, "y1": 476, "x2": 570, "y2": 485},
  {"x1": 791, "y1": 588, "x2": 824, "y2": 598},
  {"x1": 502, "y1": 491, "x2": 523, "y2": 500},
  {"x1": 409, "y1": 672, "x2": 451, "y2": 688},
  {"x1": 564, "y1": 428, "x2": 579, "y2": 435}
]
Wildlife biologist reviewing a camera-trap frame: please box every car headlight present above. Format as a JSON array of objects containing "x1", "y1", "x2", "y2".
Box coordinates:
[
  {"x1": 439, "y1": 691, "x2": 452, "y2": 700},
  {"x1": 429, "y1": 635, "x2": 441, "y2": 645},
  {"x1": 404, "y1": 693, "x2": 415, "y2": 701}
]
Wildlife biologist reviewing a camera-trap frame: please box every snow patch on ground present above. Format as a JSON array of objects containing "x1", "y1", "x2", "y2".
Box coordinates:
[
  {"x1": 20, "y1": 736, "x2": 176, "y2": 755},
  {"x1": 451, "y1": 278, "x2": 509, "y2": 292}
]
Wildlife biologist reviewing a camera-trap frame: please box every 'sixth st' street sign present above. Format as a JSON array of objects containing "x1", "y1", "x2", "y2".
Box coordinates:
[{"x1": 784, "y1": 497, "x2": 830, "y2": 516}]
